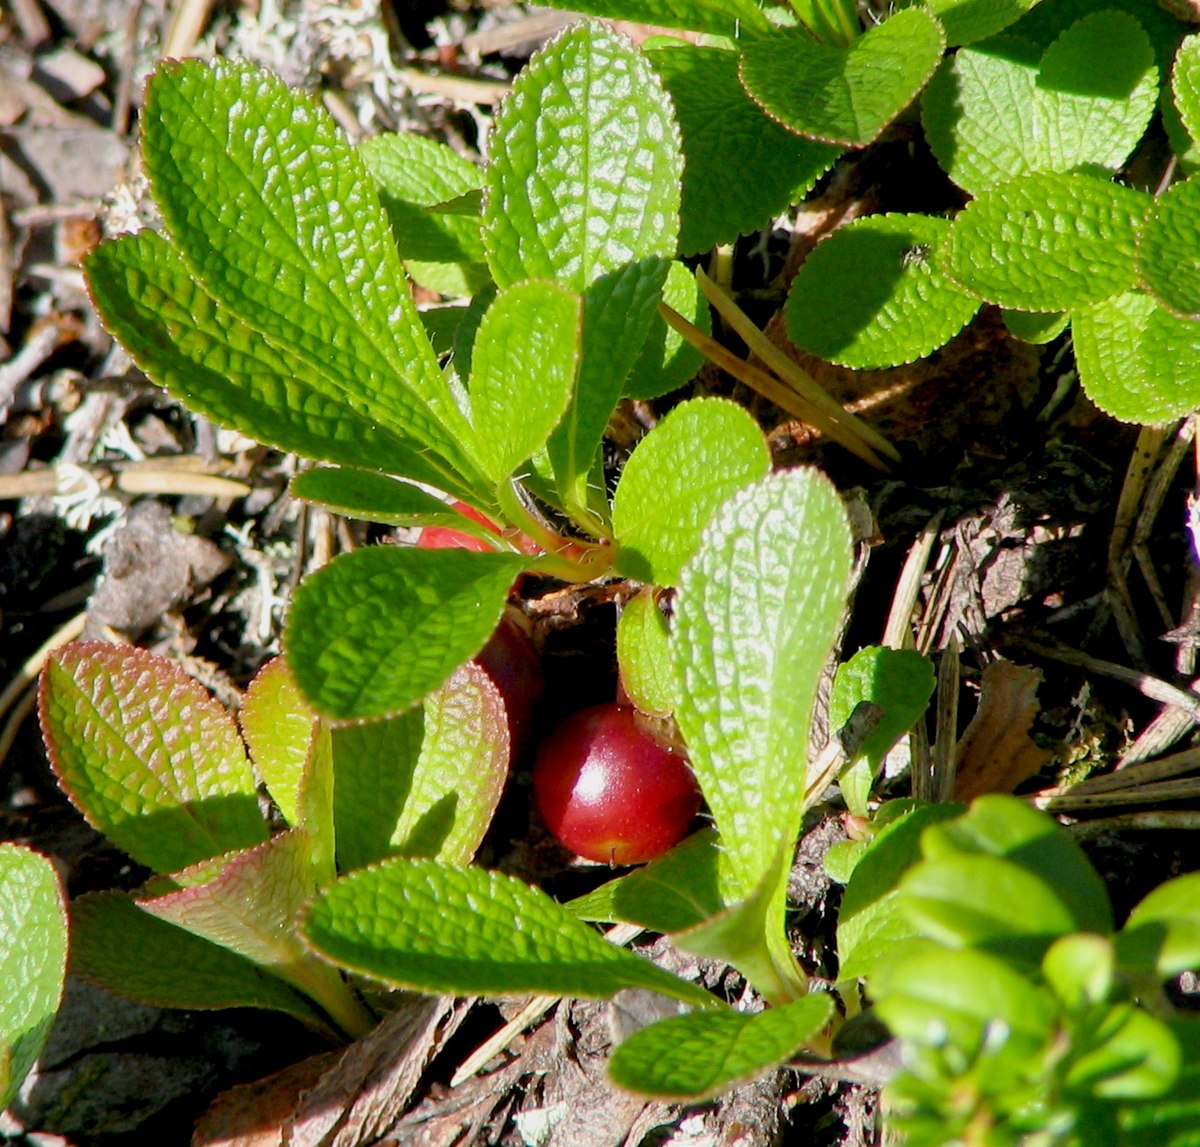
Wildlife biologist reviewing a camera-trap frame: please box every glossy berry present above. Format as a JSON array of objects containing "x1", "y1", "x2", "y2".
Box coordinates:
[{"x1": 532, "y1": 704, "x2": 700, "y2": 865}]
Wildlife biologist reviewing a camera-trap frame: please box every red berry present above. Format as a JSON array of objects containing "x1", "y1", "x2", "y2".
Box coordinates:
[
  {"x1": 532, "y1": 704, "x2": 700, "y2": 865},
  {"x1": 477, "y1": 616, "x2": 544, "y2": 761}
]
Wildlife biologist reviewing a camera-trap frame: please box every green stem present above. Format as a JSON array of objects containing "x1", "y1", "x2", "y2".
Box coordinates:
[
  {"x1": 285, "y1": 956, "x2": 376, "y2": 1041},
  {"x1": 496, "y1": 480, "x2": 615, "y2": 583},
  {"x1": 789, "y1": 0, "x2": 860, "y2": 46}
]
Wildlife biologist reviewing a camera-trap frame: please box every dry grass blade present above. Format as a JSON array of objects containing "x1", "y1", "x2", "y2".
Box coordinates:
[
  {"x1": 694, "y1": 267, "x2": 901, "y2": 463},
  {"x1": 1034, "y1": 776, "x2": 1200, "y2": 812},
  {"x1": 658, "y1": 302, "x2": 889, "y2": 470}
]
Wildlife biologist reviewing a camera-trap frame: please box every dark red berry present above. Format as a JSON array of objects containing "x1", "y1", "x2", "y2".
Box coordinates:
[{"x1": 532, "y1": 704, "x2": 700, "y2": 865}]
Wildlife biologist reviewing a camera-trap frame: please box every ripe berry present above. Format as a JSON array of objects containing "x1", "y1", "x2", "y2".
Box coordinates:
[
  {"x1": 477, "y1": 616, "x2": 544, "y2": 760},
  {"x1": 532, "y1": 704, "x2": 700, "y2": 865}
]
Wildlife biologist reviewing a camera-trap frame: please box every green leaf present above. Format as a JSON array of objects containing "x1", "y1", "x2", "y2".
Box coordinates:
[
  {"x1": 360, "y1": 131, "x2": 488, "y2": 297},
  {"x1": 647, "y1": 45, "x2": 840, "y2": 256},
  {"x1": 625, "y1": 260, "x2": 711, "y2": 400},
  {"x1": 1072, "y1": 291, "x2": 1200, "y2": 424},
  {"x1": 1065, "y1": 1004, "x2": 1181, "y2": 1100},
  {"x1": 567, "y1": 828, "x2": 729, "y2": 933},
  {"x1": 873, "y1": 947, "x2": 1055, "y2": 1059},
  {"x1": 940, "y1": 171, "x2": 1150, "y2": 311},
  {"x1": 301, "y1": 858, "x2": 713, "y2": 1006},
  {"x1": 922, "y1": 13, "x2": 1158, "y2": 195},
  {"x1": 1137, "y1": 176, "x2": 1200, "y2": 318},
  {"x1": 333, "y1": 662, "x2": 508, "y2": 870},
  {"x1": 739, "y1": 8, "x2": 945, "y2": 147},
  {"x1": 0, "y1": 845, "x2": 66, "y2": 1111},
  {"x1": 899, "y1": 853, "x2": 1091, "y2": 966},
  {"x1": 616, "y1": 588, "x2": 679, "y2": 717},
  {"x1": 296, "y1": 722, "x2": 336, "y2": 887},
  {"x1": 1119, "y1": 1018, "x2": 1200, "y2": 1138},
  {"x1": 289, "y1": 469, "x2": 475, "y2": 529},
  {"x1": 924, "y1": 0, "x2": 1046, "y2": 45},
  {"x1": 1002, "y1": 308, "x2": 1069, "y2": 344},
  {"x1": 484, "y1": 22, "x2": 681, "y2": 511},
  {"x1": 612, "y1": 398, "x2": 771, "y2": 586},
  {"x1": 240, "y1": 656, "x2": 316, "y2": 828},
  {"x1": 146, "y1": 59, "x2": 487, "y2": 479},
  {"x1": 1042, "y1": 933, "x2": 1114, "y2": 1012},
  {"x1": 137, "y1": 830, "x2": 315, "y2": 969},
  {"x1": 673, "y1": 843, "x2": 804, "y2": 1003},
  {"x1": 785, "y1": 213, "x2": 980, "y2": 369},
  {"x1": 609, "y1": 995, "x2": 834, "y2": 1100},
  {"x1": 1013, "y1": 0, "x2": 1184, "y2": 76},
  {"x1": 1174, "y1": 35, "x2": 1200, "y2": 145},
  {"x1": 85, "y1": 233, "x2": 477, "y2": 498},
  {"x1": 39, "y1": 642, "x2": 267, "y2": 874},
  {"x1": 1120, "y1": 871, "x2": 1200, "y2": 977},
  {"x1": 70, "y1": 890, "x2": 331, "y2": 1031},
  {"x1": 137, "y1": 829, "x2": 366, "y2": 1036},
  {"x1": 467, "y1": 281, "x2": 580, "y2": 484},
  {"x1": 828, "y1": 646, "x2": 935, "y2": 817},
  {"x1": 534, "y1": 0, "x2": 770, "y2": 38},
  {"x1": 285, "y1": 546, "x2": 528, "y2": 720},
  {"x1": 920, "y1": 795, "x2": 1113, "y2": 935},
  {"x1": 141, "y1": 59, "x2": 485, "y2": 489},
  {"x1": 836, "y1": 801, "x2": 964, "y2": 981},
  {"x1": 673, "y1": 468, "x2": 852, "y2": 901}
]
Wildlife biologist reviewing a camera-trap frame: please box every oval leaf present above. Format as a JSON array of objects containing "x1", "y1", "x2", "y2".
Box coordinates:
[
  {"x1": 617, "y1": 588, "x2": 679, "y2": 717},
  {"x1": 874, "y1": 947, "x2": 1055, "y2": 1059},
  {"x1": 922, "y1": 13, "x2": 1157, "y2": 195},
  {"x1": 71, "y1": 890, "x2": 331, "y2": 1031},
  {"x1": 609, "y1": 995, "x2": 834, "y2": 1100},
  {"x1": 39, "y1": 642, "x2": 267, "y2": 874},
  {"x1": 240, "y1": 656, "x2": 317, "y2": 828},
  {"x1": 332, "y1": 661, "x2": 509, "y2": 870},
  {"x1": 0, "y1": 845, "x2": 67, "y2": 1111},
  {"x1": 648, "y1": 45, "x2": 839, "y2": 256},
  {"x1": 613, "y1": 398, "x2": 771, "y2": 586},
  {"x1": 925, "y1": 0, "x2": 1045, "y2": 46},
  {"x1": 301, "y1": 858, "x2": 712, "y2": 1006},
  {"x1": 836, "y1": 801, "x2": 964, "y2": 982},
  {"x1": 739, "y1": 8, "x2": 945, "y2": 147},
  {"x1": 1174, "y1": 34, "x2": 1200, "y2": 146},
  {"x1": 289, "y1": 469, "x2": 474, "y2": 529},
  {"x1": 285, "y1": 546, "x2": 528, "y2": 720},
  {"x1": 142, "y1": 59, "x2": 480, "y2": 481},
  {"x1": 467, "y1": 281, "x2": 581, "y2": 483},
  {"x1": 899, "y1": 853, "x2": 1087, "y2": 966},
  {"x1": 1122, "y1": 871, "x2": 1200, "y2": 978},
  {"x1": 786, "y1": 213, "x2": 980, "y2": 368},
  {"x1": 625, "y1": 260, "x2": 711, "y2": 401},
  {"x1": 1136, "y1": 175, "x2": 1200, "y2": 318},
  {"x1": 568, "y1": 828, "x2": 729, "y2": 934},
  {"x1": 940, "y1": 171, "x2": 1150, "y2": 311},
  {"x1": 672, "y1": 469, "x2": 853, "y2": 900},
  {"x1": 84, "y1": 232, "x2": 476, "y2": 496},
  {"x1": 483, "y1": 22, "x2": 681, "y2": 503},
  {"x1": 1072, "y1": 291, "x2": 1200, "y2": 424}
]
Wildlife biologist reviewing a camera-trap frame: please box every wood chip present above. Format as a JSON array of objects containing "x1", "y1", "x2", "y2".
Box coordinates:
[{"x1": 34, "y1": 47, "x2": 107, "y2": 101}]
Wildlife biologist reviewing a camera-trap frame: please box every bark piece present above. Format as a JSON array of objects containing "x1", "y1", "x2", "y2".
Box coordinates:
[{"x1": 954, "y1": 660, "x2": 1053, "y2": 801}]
